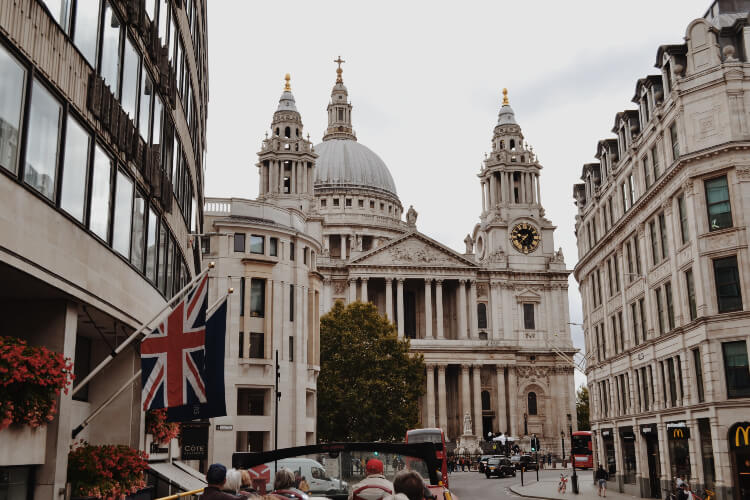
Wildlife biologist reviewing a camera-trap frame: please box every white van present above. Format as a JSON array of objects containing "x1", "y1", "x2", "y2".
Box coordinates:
[{"x1": 266, "y1": 457, "x2": 347, "y2": 494}]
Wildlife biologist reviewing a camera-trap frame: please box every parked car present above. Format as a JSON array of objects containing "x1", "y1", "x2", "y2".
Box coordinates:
[
  {"x1": 518, "y1": 455, "x2": 538, "y2": 471},
  {"x1": 477, "y1": 455, "x2": 493, "y2": 473},
  {"x1": 485, "y1": 457, "x2": 516, "y2": 478}
]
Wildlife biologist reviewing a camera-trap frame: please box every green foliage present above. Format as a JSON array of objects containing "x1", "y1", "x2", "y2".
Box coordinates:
[
  {"x1": 576, "y1": 385, "x2": 590, "y2": 431},
  {"x1": 317, "y1": 301, "x2": 425, "y2": 442}
]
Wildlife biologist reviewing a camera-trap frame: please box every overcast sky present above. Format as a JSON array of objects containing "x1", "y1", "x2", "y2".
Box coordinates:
[{"x1": 205, "y1": 0, "x2": 709, "y2": 390}]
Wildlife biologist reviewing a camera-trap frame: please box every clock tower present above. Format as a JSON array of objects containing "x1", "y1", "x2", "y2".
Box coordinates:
[{"x1": 471, "y1": 89, "x2": 561, "y2": 273}]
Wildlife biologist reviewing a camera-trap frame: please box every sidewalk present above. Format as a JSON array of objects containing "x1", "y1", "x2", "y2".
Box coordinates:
[{"x1": 510, "y1": 471, "x2": 646, "y2": 500}]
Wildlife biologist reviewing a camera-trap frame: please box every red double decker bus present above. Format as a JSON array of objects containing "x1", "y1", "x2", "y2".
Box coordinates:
[
  {"x1": 571, "y1": 431, "x2": 593, "y2": 469},
  {"x1": 405, "y1": 428, "x2": 449, "y2": 489}
]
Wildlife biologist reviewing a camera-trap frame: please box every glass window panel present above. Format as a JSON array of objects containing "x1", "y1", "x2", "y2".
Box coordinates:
[
  {"x1": 60, "y1": 116, "x2": 90, "y2": 221},
  {"x1": 714, "y1": 256, "x2": 742, "y2": 313},
  {"x1": 42, "y1": 0, "x2": 72, "y2": 32},
  {"x1": 152, "y1": 96, "x2": 163, "y2": 146},
  {"x1": 658, "y1": 213, "x2": 668, "y2": 259},
  {"x1": 100, "y1": 2, "x2": 122, "y2": 98},
  {"x1": 24, "y1": 81, "x2": 62, "y2": 200},
  {"x1": 138, "y1": 70, "x2": 153, "y2": 140},
  {"x1": 121, "y1": 37, "x2": 140, "y2": 119},
  {"x1": 145, "y1": 0, "x2": 156, "y2": 21},
  {"x1": 723, "y1": 341, "x2": 750, "y2": 398},
  {"x1": 72, "y1": 0, "x2": 100, "y2": 67},
  {"x1": 166, "y1": 235, "x2": 174, "y2": 297},
  {"x1": 270, "y1": 238, "x2": 278, "y2": 256},
  {"x1": 523, "y1": 303, "x2": 535, "y2": 330},
  {"x1": 145, "y1": 207, "x2": 158, "y2": 282},
  {"x1": 169, "y1": 15, "x2": 176, "y2": 62},
  {"x1": 234, "y1": 233, "x2": 245, "y2": 253},
  {"x1": 250, "y1": 235, "x2": 264, "y2": 254},
  {"x1": 89, "y1": 144, "x2": 112, "y2": 240},
  {"x1": 0, "y1": 45, "x2": 26, "y2": 174},
  {"x1": 131, "y1": 190, "x2": 146, "y2": 270},
  {"x1": 158, "y1": 224, "x2": 167, "y2": 291},
  {"x1": 191, "y1": 196, "x2": 196, "y2": 232},
  {"x1": 250, "y1": 279, "x2": 265, "y2": 318},
  {"x1": 686, "y1": 269, "x2": 697, "y2": 321},
  {"x1": 176, "y1": 40, "x2": 183, "y2": 97},
  {"x1": 678, "y1": 195, "x2": 689, "y2": 244},
  {"x1": 112, "y1": 170, "x2": 133, "y2": 257},
  {"x1": 158, "y1": 0, "x2": 169, "y2": 41},
  {"x1": 705, "y1": 176, "x2": 732, "y2": 231}
]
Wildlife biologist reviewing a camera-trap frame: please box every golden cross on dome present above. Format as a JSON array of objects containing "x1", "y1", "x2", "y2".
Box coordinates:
[
  {"x1": 284, "y1": 73, "x2": 291, "y2": 91},
  {"x1": 502, "y1": 88, "x2": 509, "y2": 106},
  {"x1": 335, "y1": 55, "x2": 345, "y2": 83}
]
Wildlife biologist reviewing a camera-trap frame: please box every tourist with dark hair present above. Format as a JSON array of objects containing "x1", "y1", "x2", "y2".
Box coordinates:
[{"x1": 200, "y1": 464, "x2": 243, "y2": 499}]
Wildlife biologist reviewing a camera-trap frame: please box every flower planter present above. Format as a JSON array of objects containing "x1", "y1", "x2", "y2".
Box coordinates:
[{"x1": 0, "y1": 424, "x2": 47, "y2": 465}]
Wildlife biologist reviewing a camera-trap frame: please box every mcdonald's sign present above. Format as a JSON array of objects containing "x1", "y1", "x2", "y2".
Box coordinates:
[
  {"x1": 666, "y1": 421, "x2": 690, "y2": 440},
  {"x1": 729, "y1": 422, "x2": 750, "y2": 449}
]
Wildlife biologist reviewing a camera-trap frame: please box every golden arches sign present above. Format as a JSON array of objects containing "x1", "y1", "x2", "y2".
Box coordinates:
[
  {"x1": 728, "y1": 422, "x2": 750, "y2": 449},
  {"x1": 672, "y1": 429, "x2": 684, "y2": 439}
]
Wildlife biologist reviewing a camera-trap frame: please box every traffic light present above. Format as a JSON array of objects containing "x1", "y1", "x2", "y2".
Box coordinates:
[{"x1": 374, "y1": 451, "x2": 379, "y2": 456}]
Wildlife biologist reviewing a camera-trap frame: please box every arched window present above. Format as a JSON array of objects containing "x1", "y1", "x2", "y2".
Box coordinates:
[
  {"x1": 284, "y1": 126, "x2": 291, "y2": 138},
  {"x1": 477, "y1": 303, "x2": 487, "y2": 329},
  {"x1": 482, "y1": 390, "x2": 491, "y2": 411},
  {"x1": 510, "y1": 139, "x2": 516, "y2": 150},
  {"x1": 500, "y1": 140, "x2": 505, "y2": 149},
  {"x1": 528, "y1": 392, "x2": 537, "y2": 415},
  {"x1": 275, "y1": 127, "x2": 279, "y2": 136}
]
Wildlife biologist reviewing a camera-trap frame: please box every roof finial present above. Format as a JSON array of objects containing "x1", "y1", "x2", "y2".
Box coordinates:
[
  {"x1": 334, "y1": 55, "x2": 345, "y2": 83},
  {"x1": 502, "y1": 88, "x2": 509, "y2": 106},
  {"x1": 284, "y1": 73, "x2": 291, "y2": 91}
]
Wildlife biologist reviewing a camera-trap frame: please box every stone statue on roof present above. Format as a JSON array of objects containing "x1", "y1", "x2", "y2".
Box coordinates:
[{"x1": 406, "y1": 205, "x2": 418, "y2": 226}]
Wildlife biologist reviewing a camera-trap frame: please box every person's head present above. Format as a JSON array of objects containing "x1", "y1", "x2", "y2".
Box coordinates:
[
  {"x1": 223, "y1": 469, "x2": 243, "y2": 493},
  {"x1": 274, "y1": 468, "x2": 296, "y2": 491},
  {"x1": 366, "y1": 458, "x2": 384, "y2": 476},
  {"x1": 393, "y1": 470, "x2": 425, "y2": 500},
  {"x1": 207, "y1": 463, "x2": 228, "y2": 487}
]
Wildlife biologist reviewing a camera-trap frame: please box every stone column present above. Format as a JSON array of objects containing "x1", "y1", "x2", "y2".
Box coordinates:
[
  {"x1": 673, "y1": 356, "x2": 683, "y2": 405},
  {"x1": 489, "y1": 282, "x2": 499, "y2": 340},
  {"x1": 481, "y1": 181, "x2": 486, "y2": 212},
  {"x1": 290, "y1": 162, "x2": 297, "y2": 194},
  {"x1": 385, "y1": 278, "x2": 394, "y2": 321},
  {"x1": 426, "y1": 364, "x2": 436, "y2": 428},
  {"x1": 461, "y1": 365, "x2": 471, "y2": 434},
  {"x1": 536, "y1": 173, "x2": 541, "y2": 205},
  {"x1": 323, "y1": 278, "x2": 332, "y2": 313},
  {"x1": 507, "y1": 367, "x2": 517, "y2": 436},
  {"x1": 458, "y1": 279, "x2": 468, "y2": 339},
  {"x1": 496, "y1": 365, "x2": 507, "y2": 434},
  {"x1": 435, "y1": 280, "x2": 444, "y2": 339},
  {"x1": 361, "y1": 277, "x2": 368, "y2": 303},
  {"x1": 397, "y1": 278, "x2": 405, "y2": 338},
  {"x1": 340, "y1": 234, "x2": 346, "y2": 260},
  {"x1": 424, "y1": 279, "x2": 433, "y2": 339},
  {"x1": 521, "y1": 173, "x2": 527, "y2": 204},
  {"x1": 348, "y1": 278, "x2": 357, "y2": 304},
  {"x1": 438, "y1": 365, "x2": 448, "y2": 433},
  {"x1": 279, "y1": 161, "x2": 285, "y2": 193},
  {"x1": 469, "y1": 280, "x2": 478, "y2": 339},
  {"x1": 473, "y1": 364, "x2": 482, "y2": 438},
  {"x1": 489, "y1": 174, "x2": 497, "y2": 207}
]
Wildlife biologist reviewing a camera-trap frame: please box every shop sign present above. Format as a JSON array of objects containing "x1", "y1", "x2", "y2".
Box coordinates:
[
  {"x1": 729, "y1": 422, "x2": 750, "y2": 449},
  {"x1": 601, "y1": 428, "x2": 613, "y2": 439},
  {"x1": 640, "y1": 424, "x2": 657, "y2": 436},
  {"x1": 667, "y1": 421, "x2": 690, "y2": 440},
  {"x1": 181, "y1": 423, "x2": 209, "y2": 460},
  {"x1": 216, "y1": 424, "x2": 234, "y2": 431}
]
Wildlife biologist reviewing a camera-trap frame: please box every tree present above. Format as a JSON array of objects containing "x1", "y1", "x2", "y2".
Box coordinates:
[
  {"x1": 576, "y1": 385, "x2": 590, "y2": 431},
  {"x1": 317, "y1": 301, "x2": 425, "y2": 442}
]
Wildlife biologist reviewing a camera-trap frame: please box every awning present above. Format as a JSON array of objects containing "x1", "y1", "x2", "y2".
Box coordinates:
[{"x1": 149, "y1": 461, "x2": 207, "y2": 492}]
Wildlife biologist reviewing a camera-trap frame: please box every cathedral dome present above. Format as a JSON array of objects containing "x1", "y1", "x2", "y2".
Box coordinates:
[{"x1": 314, "y1": 138, "x2": 398, "y2": 196}]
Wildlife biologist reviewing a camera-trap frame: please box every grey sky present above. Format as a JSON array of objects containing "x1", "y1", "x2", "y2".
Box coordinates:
[{"x1": 205, "y1": 0, "x2": 709, "y2": 390}]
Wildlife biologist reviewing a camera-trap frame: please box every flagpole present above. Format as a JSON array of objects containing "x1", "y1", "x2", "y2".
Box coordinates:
[
  {"x1": 72, "y1": 263, "x2": 215, "y2": 397},
  {"x1": 70, "y1": 290, "x2": 232, "y2": 439}
]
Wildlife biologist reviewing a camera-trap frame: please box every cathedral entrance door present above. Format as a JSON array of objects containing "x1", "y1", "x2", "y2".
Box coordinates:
[{"x1": 482, "y1": 416, "x2": 494, "y2": 440}]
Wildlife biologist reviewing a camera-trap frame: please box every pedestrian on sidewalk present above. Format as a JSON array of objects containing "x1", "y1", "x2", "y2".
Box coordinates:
[{"x1": 595, "y1": 464, "x2": 609, "y2": 497}]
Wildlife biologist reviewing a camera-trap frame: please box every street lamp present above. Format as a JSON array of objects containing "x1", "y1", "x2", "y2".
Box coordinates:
[
  {"x1": 568, "y1": 413, "x2": 579, "y2": 494},
  {"x1": 560, "y1": 430, "x2": 565, "y2": 459}
]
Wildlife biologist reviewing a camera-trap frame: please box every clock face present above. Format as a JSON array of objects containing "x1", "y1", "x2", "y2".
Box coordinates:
[{"x1": 510, "y1": 223, "x2": 540, "y2": 254}]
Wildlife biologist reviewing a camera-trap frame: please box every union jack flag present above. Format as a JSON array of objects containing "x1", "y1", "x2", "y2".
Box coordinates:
[{"x1": 141, "y1": 275, "x2": 209, "y2": 410}]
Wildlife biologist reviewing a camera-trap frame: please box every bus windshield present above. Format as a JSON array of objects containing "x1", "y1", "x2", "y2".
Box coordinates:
[
  {"x1": 406, "y1": 430, "x2": 443, "y2": 447},
  {"x1": 571, "y1": 434, "x2": 592, "y2": 454}
]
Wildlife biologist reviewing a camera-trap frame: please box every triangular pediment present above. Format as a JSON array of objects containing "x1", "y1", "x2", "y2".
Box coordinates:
[
  {"x1": 351, "y1": 231, "x2": 477, "y2": 268},
  {"x1": 515, "y1": 287, "x2": 542, "y2": 303}
]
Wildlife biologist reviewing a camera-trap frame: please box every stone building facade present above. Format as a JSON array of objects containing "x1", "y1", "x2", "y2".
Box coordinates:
[
  {"x1": 0, "y1": 0, "x2": 208, "y2": 497},
  {"x1": 206, "y1": 65, "x2": 577, "y2": 455},
  {"x1": 573, "y1": 2, "x2": 750, "y2": 499},
  {"x1": 201, "y1": 76, "x2": 323, "y2": 465}
]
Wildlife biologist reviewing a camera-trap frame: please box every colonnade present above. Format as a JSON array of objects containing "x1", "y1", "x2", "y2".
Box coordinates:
[
  {"x1": 259, "y1": 159, "x2": 313, "y2": 196},
  {"x1": 423, "y1": 363, "x2": 518, "y2": 439},
  {"x1": 481, "y1": 170, "x2": 541, "y2": 211}
]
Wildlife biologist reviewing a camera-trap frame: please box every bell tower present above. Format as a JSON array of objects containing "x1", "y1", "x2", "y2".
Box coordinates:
[
  {"x1": 256, "y1": 74, "x2": 318, "y2": 212},
  {"x1": 472, "y1": 89, "x2": 560, "y2": 269},
  {"x1": 322, "y1": 56, "x2": 357, "y2": 141}
]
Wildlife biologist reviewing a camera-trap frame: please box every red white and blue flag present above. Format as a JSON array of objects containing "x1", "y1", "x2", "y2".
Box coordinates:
[{"x1": 141, "y1": 275, "x2": 209, "y2": 410}]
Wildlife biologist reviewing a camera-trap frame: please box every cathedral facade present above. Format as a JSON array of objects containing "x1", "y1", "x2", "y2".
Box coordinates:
[{"x1": 204, "y1": 63, "x2": 577, "y2": 455}]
